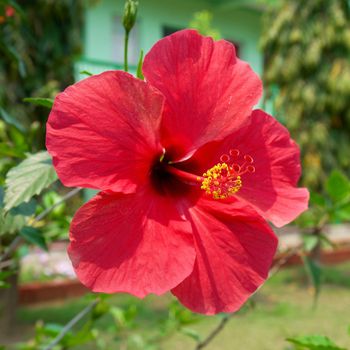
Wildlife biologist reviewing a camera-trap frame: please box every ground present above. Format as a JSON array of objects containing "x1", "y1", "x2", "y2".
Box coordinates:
[{"x1": 4, "y1": 262, "x2": 350, "y2": 349}]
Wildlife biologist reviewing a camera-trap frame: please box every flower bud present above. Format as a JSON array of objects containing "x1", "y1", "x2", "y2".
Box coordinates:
[{"x1": 122, "y1": 0, "x2": 138, "y2": 34}]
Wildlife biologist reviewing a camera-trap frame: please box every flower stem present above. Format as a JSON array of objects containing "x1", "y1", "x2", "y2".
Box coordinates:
[{"x1": 124, "y1": 30, "x2": 129, "y2": 72}]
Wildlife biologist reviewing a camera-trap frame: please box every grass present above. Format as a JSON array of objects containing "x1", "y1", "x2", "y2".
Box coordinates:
[{"x1": 7, "y1": 263, "x2": 350, "y2": 349}]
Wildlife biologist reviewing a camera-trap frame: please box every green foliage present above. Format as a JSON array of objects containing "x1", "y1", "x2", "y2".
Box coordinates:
[
  {"x1": 286, "y1": 335, "x2": 347, "y2": 350},
  {"x1": 19, "y1": 226, "x2": 47, "y2": 251},
  {"x1": 302, "y1": 256, "x2": 322, "y2": 303},
  {"x1": 296, "y1": 170, "x2": 350, "y2": 302},
  {"x1": 325, "y1": 171, "x2": 350, "y2": 204},
  {"x1": 0, "y1": 0, "x2": 84, "y2": 153},
  {"x1": 4, "y1": 151, "x2": 58, "y2": 211},
  {"x1": 0, "y1": 186, "x2": 36, "y2": 235},
  {"x1": 189, "y1": 10, "x2": 221, "y2": 40},
  {"x1": 0, "y1": 270, "x2": 12, "y2": 289},
  {"x1": 23, "y1": 97, "x2": 54, "y2": 109},
  {"x1": 136, "y1": 49, "x2": 144, "y2": 80},
  {"x1": 0, "y1": 106, "x2": 25, "y2": 132},
  {"x1": 79, "y1": 70, "x2": 93, "y2": 77},
  {"x1": 297, "y1": 170, "x2": 350, "y2": 229},
  {"x1": 34, "y1": 190, "x2": 74, "y2": 243},
  {"x1": 261, "y1": 0, "x2": 350, "y2": 189}
]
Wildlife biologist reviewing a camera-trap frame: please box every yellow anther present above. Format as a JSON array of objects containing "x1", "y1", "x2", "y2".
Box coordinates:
[{"x1": 201, "y1": 162, "x2": 243, "y2": 200}]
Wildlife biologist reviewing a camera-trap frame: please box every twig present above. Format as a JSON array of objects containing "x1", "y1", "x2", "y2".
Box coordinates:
[
  {"x1": 268, "y1": 245, "x2": 303, "y2": 277},
  {"x1": 0, "y1": 236, "x2": 23, "y2": 264},
  {"x1": 43, "y1": 299, "x2": 99, "y2": 350},
  {"x1": 35, "y1": 187, "x2": 81, "y2": 222},
  {"x1": 0, "y1": 188, "x2": 81, "y2": 262},
  {"x1": 0, "y1": 259, "x2": 14, "y2": 270},
  {"x1": 195, "y1": 314, "x2": 233, "y2": 350}
]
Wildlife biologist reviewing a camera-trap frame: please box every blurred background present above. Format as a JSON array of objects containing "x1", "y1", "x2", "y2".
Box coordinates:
[{"x1": 0, "y1": 0, "x2": 350, "y2": 349}]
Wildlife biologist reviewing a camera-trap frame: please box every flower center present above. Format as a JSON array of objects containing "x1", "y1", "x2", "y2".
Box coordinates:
[
  {"x1": 201, "y1": 149, "x2": 255, "y2": 199},
  {"x1": 163, "y1": 148, "x2": 255, "y2": 200}
]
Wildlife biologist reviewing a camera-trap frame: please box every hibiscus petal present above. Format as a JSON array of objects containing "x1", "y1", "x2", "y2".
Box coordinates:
[
  {"x1": 68, "y1": 190, "x2": 196, "y2": 297},
  {"x1": 172, "y1": 198, "x2": 278, "y2": 315},
  {"x1": 188, "y1": 109, "x2": 309, "y2": 227},
  {"x1": 46, "y1": 71, "x2": 164, "y2": 193},
  {"x1": 143, "y1": 29, "x2": 262, "y2": 161}
]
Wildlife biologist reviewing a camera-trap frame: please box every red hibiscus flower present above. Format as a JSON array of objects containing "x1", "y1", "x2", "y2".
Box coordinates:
[
  {"x1": 46, "y1": 30, "x2": 309, "y2": 315},
  {"x1": 5, "y1": 6, "x2": 15, "y2": 17}
]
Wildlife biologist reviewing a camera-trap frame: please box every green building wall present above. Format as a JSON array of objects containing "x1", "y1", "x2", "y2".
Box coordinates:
[
  {"x1": 78, "y1": 0, "x2": 265, "y2": 201},
  {"x1": 76, "y1": 0, "x2": 263, "y2": 80}
]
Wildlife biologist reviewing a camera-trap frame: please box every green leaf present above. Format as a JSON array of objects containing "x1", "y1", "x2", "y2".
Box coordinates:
[
  {"x1": 79, "y1": 70, "x2": 93, "y2": 77},
  {"x1": 4, "y1": 151, "x2": 58, "y2": 211},
  {"x1": 110, "y1": 306, "x2": 127, "y2": 326},
  {"x1": 325, "y1": 171, "x2": 350, "y2": 203},
  {"x1": 296, "y1": 210, "x2": 319, "y2": 229},
  {"x1": 319, "y1": 234, "x2": 336, "y2": 249},
  {"x1": 23, "y1": 97, "x2": 54, "y2": 109},
  {"x1": 92, "y1": 299, "x2": 110, "y2": 320},
  {"x1": 136, "y1": 49, "x2": 144, "y2": 80},
  {"x1": 0, "y1": 271, "x2": 13, "y2": 289},
  {"x1": 331, "y1": 202, "x2": 350, "y2": 222},
  {"x1": 0, "y1": 202, "x2": 36, "y2": 235},
  {"x1": 180, "y1": 327, "x2": 201, "y2": 342},
  {"x1": 286, "y1": 335, "x2": 347, "y2": 349},
  {"x1": 310, "y1": 192, "x2": 327, "y2": 208},
  {"x1": 9, "y1": 199, "x2": 36, "y2": 217},
  {"x1": 302, "y1": 234, "x2": 319, "y2": 252},
  {"x1": 19, "y1": 226, "x2": 48, "y2": 251},
  {"x1": 0, "y1": 187, "x2": 36, "y2": 235},
  {"x1": 0, "y1": 143, "x2": 26, "y2": 158},
  {"x1": 303, "y1": 256, "x2": 322, "y2": 303},
  {"x1": 0, "y1": 107, "x2": 25, "y2": 132}
]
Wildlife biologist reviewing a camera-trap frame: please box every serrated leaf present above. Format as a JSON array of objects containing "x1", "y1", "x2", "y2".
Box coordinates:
[
  {"x1": 0, "y1": 187, "x2": 36, "y2": 235},
  {"x1": 19, "y1": 226, "x2": 48, "y2": 251},
  {"x1": 286, "y1": 335, "x2": 346, "y2": 349},
  {"x1": 23, "y1": 97, "x2": 54, "y2": 109},
  {"x1": 4, "y1": 151, "x2": 58, "y2": 211},
  {"x1": 9, "y1": 199, "x2": 37, "y2": 216},
  {"x1": 1, "y1": 211, "x2": 27, "y2": 235},
  {"x1": 325, "y1": 171, "x2": 350, "y2": 203}
]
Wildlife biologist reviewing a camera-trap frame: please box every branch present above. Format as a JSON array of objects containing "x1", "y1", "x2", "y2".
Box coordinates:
[
  {"x1": 194, "y1": 314, "x2": 233, "y2": 350},
  {"x1": 43, "y1": 299, "x2": 99, "y2": 350},
  {"x1": 269, "y1": 245, "x2": 303, "y2": 277},
  {"x1": 0, "y1": 187, "x2": 81, "y2": 262},
  {"x1": 35, "y1": 187, "x2": 81, "y2": 222}
]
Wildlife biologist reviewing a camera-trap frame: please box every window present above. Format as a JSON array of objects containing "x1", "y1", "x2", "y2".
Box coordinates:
[{"x1": 162, "y1": 26, "x2": 240, "y2": 57}]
